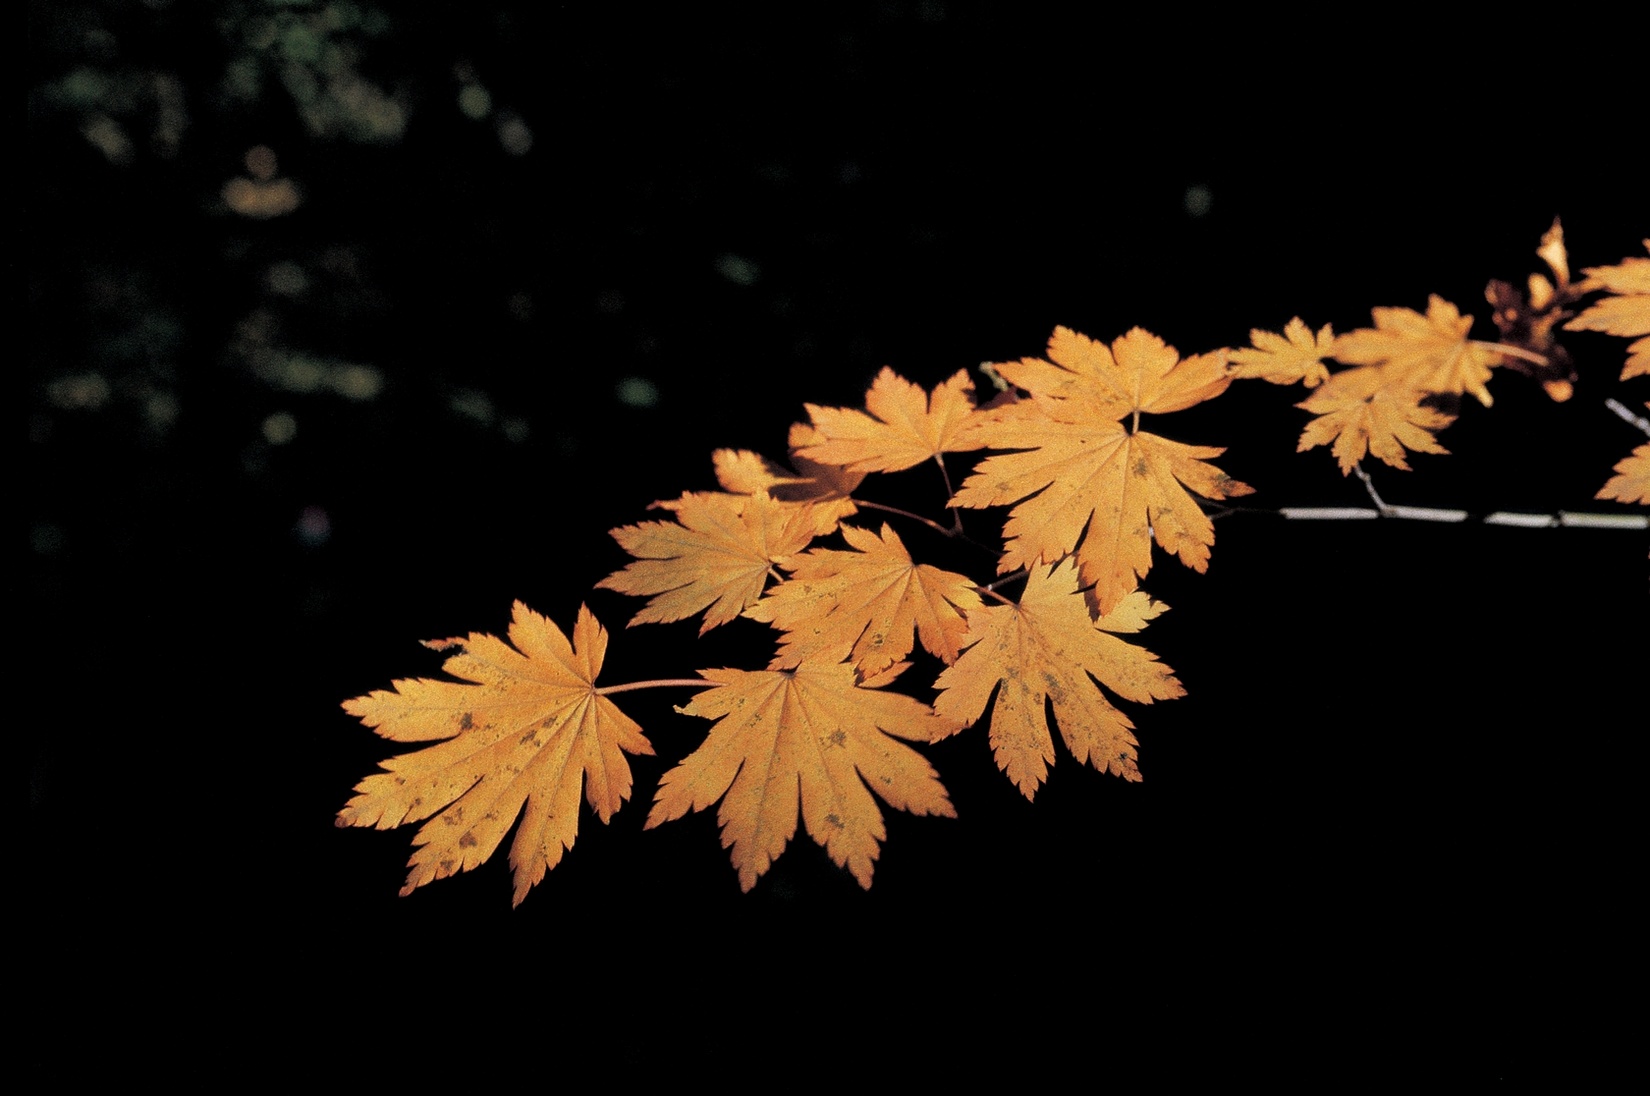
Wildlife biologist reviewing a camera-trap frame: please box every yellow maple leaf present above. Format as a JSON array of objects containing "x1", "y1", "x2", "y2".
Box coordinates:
[
  {"x1": 1333, "y1": 294, "x2": 1505, "y2": 406},
  {"x1": 712, "y1": 422, "x2": 864, "y2": 534},
  {"x1": 795, "y1": 367, "x2": 983, "y2": 473},
  {"x1": 598, "y1": 490, "x2": 817, "y2": 633},
  {"x1": 646, "y1": 661, "x2": 959, "y2": 891},
  {"x1": 337, "y1": 602, "x2": 651, "y2": 906},
  {"x1": 1597, "y1": 443, "x2": 1650, "y2": 506},
  {"x1": 1295, "y1": 365, "x2": 1456, "y2": 474},
  {"x1": 1230, "y1": 317, "x2": 1334, "y2": 387},
  {"x1": 952, "y1": 327, "x2": 1251, "y2": 614},
  {"x1": 932, "y1": 560, "x2": 1183, "y2": 798},
  {"x1": 744, "y1": 522, "x2": 982, "y2": 679},
  {"x1": 1566, "y1": 241, "x2": 1650, "y2": 380}
]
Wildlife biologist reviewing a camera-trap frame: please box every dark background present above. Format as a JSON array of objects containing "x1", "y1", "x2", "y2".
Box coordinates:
[{"x1": 26, "y1": 2, "x2": 1645, "y2": 1075}]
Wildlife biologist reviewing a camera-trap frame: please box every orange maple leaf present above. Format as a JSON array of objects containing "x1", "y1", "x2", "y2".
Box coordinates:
[
  {"x1": 1566, "y1": 241, "x2": 1650, "y2": 380},
  {"x1": 1230, "y1": 317, "x2": 1334, "y2": 388},
  {"x1": 1597, "y1": 443, "x2": 1650, "y2": 506},
  {"x1": 712, "y1": 422, "x2": 864, "y2": 534},
  {"x1": 932, "y1": 560, "x2": 1184, "y2": 798},
  {"x1": 744, "y1": 522, "x2": 982, "y2": 680},
  {"x1": 952, "y1": 326, "x2": 1251, "y2": 613},
  {"x1": 598, "y1": 490, "x2": 817, "y2": 633},
  {"x1": 1295, "y1": 365, "x2": 1456, "y2": 474},
  {"x1": 646, "y1": 661, "x2": 959, "y2": 890},
  {"x1": 979, "y1": 325, "x2": 1235, "y2": 420},
  {"x1": 1333, "y1": 295, "x2": 1506, "y2": 406},
  {"x1": 795, "y1": 366, "x2": 982, "y2": 473},
  {"x1": 337, "y1": 603, "x2": 651, "y2": 906}
]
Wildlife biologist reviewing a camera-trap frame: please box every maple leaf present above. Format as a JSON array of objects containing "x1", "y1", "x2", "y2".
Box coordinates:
[
  {"x1": 952, "y1": 326, "x2": 1252, "y2": 614},
  {"x1": 646, "y1": 661, "x2": 959, "y2": 891},
  {"x1": 982, "y1": 325, "x2": 1235, "y2": 420},
  {"x1": 1333, "y1": 295, "x2": 1506, "y2": 406},
  {"x1": 1597, "y1": 443, "x2": 1650, "y2": 506},
  {"x1": 712, "y1": 422, "x2": 865, "y2": 534},
  {"x1": 1566, "y1": 241, "x2": 1650, "y2": 380},
  {"x1": 1295, "y1": 365, "x2": 1456, "y2": 474},
  {"x1": 795, "y1": 367, "x2": 983, "y2": 473},
  {"x1": 337, "y1": 603, "x2": 651, "y2": 906},
  {"x1": 744, "y1": 522, "x2": 982, "y2": 679},
  {"x1": 598, "y1": 490, "x2": 817, "y2": 633},
  {"x1": 1230, "y1": 318, "x2": 1334, "y2": 388},
  {"x1": 932, "y1": 560, "x2": 1183, "y2": 798}
]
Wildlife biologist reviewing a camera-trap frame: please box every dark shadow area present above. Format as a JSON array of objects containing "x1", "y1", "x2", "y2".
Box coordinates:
[{"x1": 26, "y1": 3, "x2": 1644, "y2": 1078}]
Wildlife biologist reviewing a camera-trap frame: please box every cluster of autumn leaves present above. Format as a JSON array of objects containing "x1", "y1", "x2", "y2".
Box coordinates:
[{"x1": 339, "y1": 227, "x2": 1648, "y2": 904}]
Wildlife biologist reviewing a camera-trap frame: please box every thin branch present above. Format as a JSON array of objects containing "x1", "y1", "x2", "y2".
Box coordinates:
[
  {"x1": 1352, "y1": 462, "x2": 1391, "y2": 514},
  {"x1": 1263, "y1": 506, "x2": 1646, "y2": 528},
  {"x1": 1204, "y1": 465, "x2": 1646, "y2": 527},
  {"x1": 1606, "y1": 397, "x2": 1650, "y2": 438}
]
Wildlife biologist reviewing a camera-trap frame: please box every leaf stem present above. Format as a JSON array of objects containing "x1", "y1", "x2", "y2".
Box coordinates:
[
  {"x1": 933, "y1": 455, "x2": 964, "y2": 534},
  {"x1": 980, "y1": 568, "x2": 1028, "y2": 600},
  {"x1": 855, "y1": 498, "x2": 995, "y2": 553},
  {"x1": 1475, "y1": 339, "x2": 1550, "y2": 368},
  {"x1": 596, "y1": 678, "x2": 718, "y2": 696},
  {"x1": 855, "y1": 498, "x2": 950, "y2": 533}
]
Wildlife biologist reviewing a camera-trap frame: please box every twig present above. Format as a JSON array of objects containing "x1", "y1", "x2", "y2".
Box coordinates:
[
  {"x1": 1606, "y1": 397, "x2": 1650, "y2": 438},
  {"x1": 1273, "y1": 507, "x2": 1647, "y2": 528},
  {"x1": 1352, "y1": 462, "x2": 1391, "y2": 514},
  {"x1": 1255, "y1": 459, "x2": 1650, "y2": 527}
]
